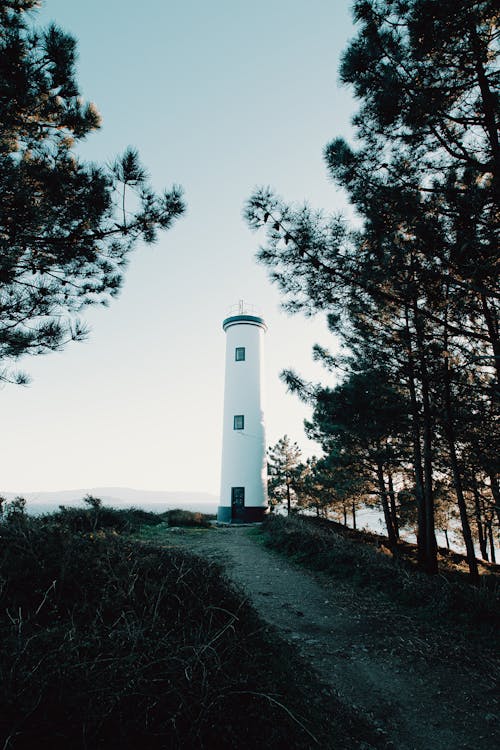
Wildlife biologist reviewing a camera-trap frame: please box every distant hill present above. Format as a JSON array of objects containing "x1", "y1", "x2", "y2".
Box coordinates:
[{"x1": 0, "y1": 487, "x2": 218, "y2": 515}]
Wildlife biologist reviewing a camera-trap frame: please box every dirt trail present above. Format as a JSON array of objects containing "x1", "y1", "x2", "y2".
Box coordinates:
[{"x1": 168, "y1": 526, "x2": 498, "y2": 750}]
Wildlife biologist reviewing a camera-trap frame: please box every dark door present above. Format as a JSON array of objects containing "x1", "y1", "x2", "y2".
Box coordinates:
[{"x1": 231, "y1": 487, "x2": 245, "y2": 521}]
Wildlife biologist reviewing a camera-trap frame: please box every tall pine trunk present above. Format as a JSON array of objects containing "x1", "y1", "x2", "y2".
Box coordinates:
[
  {"x1": 480, "y1": 294, "x2": 500, "y2": 387},
  {"x1": 489, "y1": 473, "x2": 500, "y2": 527},
  {"x1": 376, "y1": 459, "x2": 398, "y2": 548},
  {"x1": 404, "y1": 304, "x2": 428, "y2": 567},
  {"x1": 387, "y1": 470, "x2": 399, "y2": 540},
  {"x1": 412, "y1": 298, "x2": 438, "y2": 574},
  {"x1": 441, "y1": 369, "x2": 479, "y2": 577},
  {"x1": 486, "y1": 521, "x2": 496, "y2": 563},
  {"x1": 441, "y1": 303, "x2": 479, "y2": 578},
  {"x1": 472, "y1": 475, "x2": 488, "y2": 561},
  {"x1": 468, "y1": 16, "x2": 500, "y2": 189}
]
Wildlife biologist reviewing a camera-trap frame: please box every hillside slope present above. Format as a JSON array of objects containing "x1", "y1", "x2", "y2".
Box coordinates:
[{"x1": 150, "y1": 519, "x2": 499, "y2": 750}]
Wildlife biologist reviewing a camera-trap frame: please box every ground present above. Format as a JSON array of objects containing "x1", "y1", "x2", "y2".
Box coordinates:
[{"x1": 143, "y1": 524, "x2": 499, "y2": 750}]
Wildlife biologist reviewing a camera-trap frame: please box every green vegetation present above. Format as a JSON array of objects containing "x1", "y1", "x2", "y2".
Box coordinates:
[
  {"x1": 0, "y1": 504, "x2": 378, "y2": 749},
  {"x1": 245, "y1": 0, "x2": 499, "y2": 578},
  {"x1": 48, "y1": 495, "x2": 164, "y2": 533},
  {"x1": 163, "y1": 508, "x2": 214, "y2": 528},
  {"x1": 267, "y1": 435, "x2": 304, "y2": 514},
  {"x1": 261, "y1": 515, "x2": 499, "y2": 642},
  {"x1": 42, "y1": 497, "x2": 214, "y2": 534},
  {"x1": 0, "y1": 1, "x2": 184, "y2": 384}
]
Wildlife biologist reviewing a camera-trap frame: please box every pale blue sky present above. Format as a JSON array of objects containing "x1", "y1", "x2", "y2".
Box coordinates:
[{"x1": 1, "y1": 0, "x2": 358, "y2": 494}]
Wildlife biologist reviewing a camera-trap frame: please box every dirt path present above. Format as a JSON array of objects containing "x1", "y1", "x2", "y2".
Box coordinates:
[{"x1": 166, "y1": 526, "x2": 499, "y2": 750}]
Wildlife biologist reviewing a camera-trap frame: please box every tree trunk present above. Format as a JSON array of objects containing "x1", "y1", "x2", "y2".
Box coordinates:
[
  {"x1": 444, "y1": 529, "x2": 450, "y2": 550},
  {"x1": 412, "y1": 297, "x2": 438, "y2": 574},
  {"x1": 486, "y1": 521, "x2": 496, "y2": 564},
  {"x1": 376, "y1": 460, "x2": 398, "y2": 548},
  {"x1": 286, "y1": 482, "x2": 291, "y2": 516},
  {"x1": 480, "y1": 294, "x2": 500, "y2": 388},
  {"x1": 404, "y1": 304, "x2": 428, "y2": 567},
  {"x1": 489, "y1": 473, "x2": 500, "y2": 527},
  {"x1": 387, "y1": 470, "x2": 400, "y2": 540},
  {"x1": 352, "y1": 500, "x2": 357, "y2": 530},
  {"x1": 421, "y1": 380, "x2": 438, "y2": 573},
  {"x1": 441, "y1": 318, "x2": 479, "y2": 577},
  {"x1": 343, "y1": 502, "x2": 347, "y2": 527},
  {"x1": 472, "y1": 476, "x2": 488, "y2": 561},
  {"x1": 468, "y1": 16, "x2": 500, "y2": 187}
]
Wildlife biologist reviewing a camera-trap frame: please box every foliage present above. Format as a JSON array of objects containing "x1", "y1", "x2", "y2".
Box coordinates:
[
  {"x1": 301, "y1": 367, "x2": 409, "y2": 544},
  {"x1": 0, "y1": 514, "x2": 366, "y2": 749},
  {"x1": 162, "y1": 508, "x2": 213, "y2": 528},
  {"x1": 0, "y1": 1, "x2": 185, "y2": 383},
  {"x1": 245, "y1": 0, "x2": 499, "y2": 576},
  {"x1": 303, "y1": 453, "x2": 371, "y2": 528},
  {"x1": 51, "y1": 500, "x2": 163, "y2": 534},
  {"x1": 0, "y1": 495, "x2": 27, "y2": 522},
  {"x1": 267, "y1": 435, "x2": 304, "y2": 514},
  {"x1": 0, "y1": 497, "x2": 214, "y2": 534},
  {"x1": 261, "y1": 514, "x2": 499, "y2": 637}
]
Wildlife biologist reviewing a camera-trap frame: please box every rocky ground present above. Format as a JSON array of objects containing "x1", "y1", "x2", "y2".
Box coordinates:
[{"x1": 148, "y1": 524, "x2": 499, "y2": 750}]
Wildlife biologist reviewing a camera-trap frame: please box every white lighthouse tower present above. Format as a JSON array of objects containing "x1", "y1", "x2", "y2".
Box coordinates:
[{"x1": 217, "y1": 302, "x2": 269, "y2": 523}]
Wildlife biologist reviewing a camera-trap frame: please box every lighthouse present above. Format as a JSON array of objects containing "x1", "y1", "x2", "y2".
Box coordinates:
[{"x1": 217, "y1": 302, "x2": 269, "y2": 523}]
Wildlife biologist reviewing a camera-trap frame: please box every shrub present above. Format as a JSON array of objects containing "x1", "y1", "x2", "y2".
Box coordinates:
[
  {"x1": 50, "y1": 501, "x2": 164, "y2": 534},
  {"x1": 0, "y1": 516, "x2": 355, "y2": 749},
  {"x1": 262, "y1": 515, "x2": 500, "y2": 638},
  {"x1": 0, "y1": 496, "x2": 28, "y2": 524},
  {"x1": 162, "y1": 508, "x2": 213, "y2": 528}
]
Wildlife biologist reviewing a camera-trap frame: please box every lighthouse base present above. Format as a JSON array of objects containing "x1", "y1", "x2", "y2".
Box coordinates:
[{"x1": 217, "y1": 505, "x2": 269, "y2": 524}]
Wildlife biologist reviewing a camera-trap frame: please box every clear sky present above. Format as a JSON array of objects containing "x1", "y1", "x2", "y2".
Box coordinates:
[{"x1": 1, "y1": 0, "x2": 358, "y2": 495}]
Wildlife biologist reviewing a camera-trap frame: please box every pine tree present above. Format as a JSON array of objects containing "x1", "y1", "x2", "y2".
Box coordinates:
[
  {"x1": 244, "y1": 0, "x2": 498, "y2": 576},
  {"x1": 267, "y1": 436, "x2": 303, "y2": 515},
  {"x1": 298, "y1": 365, "x2": 408, "y2": 546},
  {"x1": 0, "y1": 1, "x2": 185, "y2": 383}
]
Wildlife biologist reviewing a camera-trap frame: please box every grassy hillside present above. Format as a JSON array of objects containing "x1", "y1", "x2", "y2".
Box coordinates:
[
  {"x1": 0, "y1": 506, "x2": 378, "y2": 749},
  {"x1": 261, "y1": 514, "x2": 499, "y2": 646}
]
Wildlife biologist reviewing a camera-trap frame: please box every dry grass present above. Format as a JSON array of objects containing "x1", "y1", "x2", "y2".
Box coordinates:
[
  {"x1": 262, "y1": 514, "x2": 500, "y2": 645},
  {"x1": 0, "y1": 511, "x2": 376, "y2": 749}
]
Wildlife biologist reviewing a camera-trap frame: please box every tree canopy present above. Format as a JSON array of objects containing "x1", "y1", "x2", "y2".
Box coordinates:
[
  {"x1": 0, "y1": 0, "x2": 185, "y2": 383},
  {"x1": 246, "y1": 0, "x2": 499, "y2": 576},
  {"x1": 267, "y1": 435, "x2": 303, "y2": 514}
]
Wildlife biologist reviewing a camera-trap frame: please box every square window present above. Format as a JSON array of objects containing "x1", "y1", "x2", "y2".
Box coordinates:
[
  {"x1": 235, "y1": 347, "x2": 246, "y2": 361},
  {"x1": 233, "y1": 415, "x2": 244, "y2": 430}
]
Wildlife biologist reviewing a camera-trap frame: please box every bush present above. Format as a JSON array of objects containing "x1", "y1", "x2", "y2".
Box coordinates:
[
  {"x1": 162, "y1": 508, "x2": 213, "y2": 528},
  {"x1": 0, "y1": 516, "x2": 353, "y2": 749},
  {"x1": 50, "y1": 500, "x2": 164, "y2": 534},
  {"x1": 262, "y1": 515, "x2": 500, "y2": 637}
]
